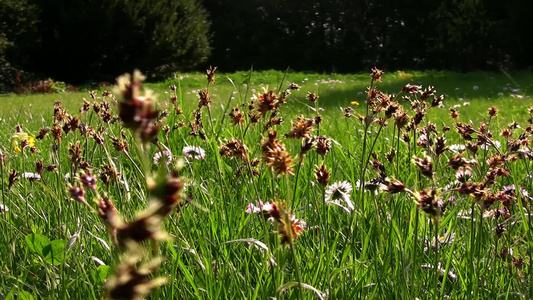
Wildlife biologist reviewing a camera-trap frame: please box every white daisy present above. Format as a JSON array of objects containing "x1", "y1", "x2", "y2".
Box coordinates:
[
  {"x1": 448, "y1": 144, "x2": 466, "y2": 153},
  {"x1": 22, "y1": 172, "x2": 41, "y2": 180},
  {"x1": 182, "y1": 146, "x2": 206, "y2": 160},
  {"x1": 153, "y1": 150, "x2": 172, "y2": 165},
  {"x1": 325, "y1": 181, "x2": 353, "y2": 212}
]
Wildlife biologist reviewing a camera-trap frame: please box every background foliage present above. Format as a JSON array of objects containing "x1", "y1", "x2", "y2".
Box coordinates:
[{"x1": 1, "y1": 0, "x2": 533, "y2": 91}]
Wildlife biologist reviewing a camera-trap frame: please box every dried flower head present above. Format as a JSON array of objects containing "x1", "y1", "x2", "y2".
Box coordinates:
[
  {"x1": 371, "y1": 67, "x2": 384, "y2": 82},
  {"x1": 285, "y1": 115, "x2": 314, "y2": 139},
  {"x1": 314, "y1": 164, "x2": 331, "y2": 186},
  {"x1": 257, "y1": 90, "x2": 280, "y2": 116},
  {"x1": 206, "y1": 66, "x2": 217, "y2": 84},
  {"x1": 413, "y1": 153, "x2": 433, "y2": 179},
  {"x1": 8, "y1": 169, "x2": 18, "y2": 189},
  {"x1": 115, "y1": 70, "x2": 160, "y2": 143},
  {"x1": 449, "y1": 108, "x2": 460, "y2": 120},
  {"x1": 414, "y1": 188, "x2": 442, "y2": 219},
  {"x1": 229, "y1": 106, "x2": 245, "y2": 125},
  {"x1": 220, "y1": 140, "x2": 249, "y2": 162},
  {"x1": 488, "y1": 106, "x2": 498, "y2": 118},
  {"x1": 306, "y1": 92, "x2": 319, "y2": 103},
  {"x1": 197, "y1": 89, "x2": 211, "y2": 108},
  {"x1": 105, "y1": 256, "x2": 167, "y2": 300},
  {"x1": 315, "y1": 136, "x2": 332, "y2": 157}
]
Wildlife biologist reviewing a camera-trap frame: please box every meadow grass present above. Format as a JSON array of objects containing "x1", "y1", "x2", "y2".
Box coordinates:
[{"x1": 0, "y1": 69, "x2": 532, "y2": 299}]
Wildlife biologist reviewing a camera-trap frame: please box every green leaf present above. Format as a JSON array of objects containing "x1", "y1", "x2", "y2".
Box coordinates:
[
  {"x1": 4, "y1": 288, "x2": 16, "y2": 300},
  {"x1": 42, "y1": 240, "x2": 66, "y2": 265},
  {"x1": 97, "y1": 265, "x2": 110, "y2": 282},
  {"x1": 17, "y1": 290, "x2": 35, "y2": 300},
  {"x1": 25, "y1": 233, "x2": 50, "y2": 257}
]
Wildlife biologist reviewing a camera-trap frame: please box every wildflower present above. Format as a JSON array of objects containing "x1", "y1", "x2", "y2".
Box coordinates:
[
  {"x1": 36, "y1": 128, "x2": 49, "y2": 140},
  {"x1": 35, "y1": 160, "x2": 44, "y2": 175},
  {"x1": 8, "y1": 169, "x2": 18, "y2": 190},
  {"x1": 11, "y1": 130, "x2": 35, "y2": 154},
  {"x1": 434, "y1": 136, "x2": 448, "y2": 157},
  {"x1": 351, "y1": 101, "x2": 360, "y2": 106},
  {"x1": 285, "y1": 115, "x2": 314, "y2": 139},
  {"x1": 371, "y1": 67, "x2": 384, "y2": 82},
  {"x1": 245, "y1": 200, "x2": 272, "y2": 214},
  {"x1": 306, "y1": 92, "x2": 319, "y2": 103},
  {"x1": 153, "y1": 150, "x2": 172, "y2": 165},
  {"x1": 105, "y1": 256, "x2": 168, "y2": 300},
  {"x1": 431, "y1": 95, "x2": 444, "y2": 107},
  {"x1": 315, "y1": 136, "x2": 332, "y2": 157},
  {"x1": 314, "y1": 164, "x2": 331, "y2": 186},
  {"x1": 279, "y1": 214, "x2": 307, "y2": 245},
  {"x1": 383, "y1": 178, "x2": 409, "y2": 194},
  {"x1": 80, "y1": 171, "x2": 98, "y2": 192},
  {"x1": 413, "y1": 153, "x2": 433, "y2": 179},
  {"x1": 447, "y1": 154, "x2": 477, "y2": 170},
  {"x1": 449, "y1": 108, "x2": 460, "y2": 120},
  {"x1": 325, "y1": 181, "x2": 354, "y2": 212},
  {"x1": 394, "y1": 110, "x2": 409, "y2": 129},
  {"x1": 365, "y1": 177, "x2": 387, "y2": 192},
  {"x1": 402, "y1": 84, "x2": 421, "y2": 94},
  {"x1": 197, "y1": 90, "x2": 211, "y2": 108},
  {"x1": 115, "y1": 70, "x2": 160, "y2": 143},
  {"x1": 220, "y1": 140, "x2": 248, "y2": 162},
  {"x1": 257, "y1": 90, "x2": 280, "y2": 116},
  {"x1": 455, "y1": 168, "x2": 472, "y2": 183},
  {"x1": 414, "y1": 188, "x2": 442, "y2": 219},
  {"x1": 300, "y1": 137, "x2": 317, "y2": 155},
  {"x1": 21, "y1": 172, "x2": 41, "y2": 181},
  {"x1": 314, "y1": 115, "x2": 323, "y2": 125},
  {"x1": 117, "y1": 215, "x2": 167, "y2": 248},
  {"x1": 206, "y1": 66, "x2": 217, "y2": 84},
  {"x1": 68, "y1": 141, "x2": 83, "y2": 166},
  {"x1": 149, "y1": 171, "x2": 184, "y2": 217},
  {"x1": 421, "y1": 86, "x2": 436, "y2": 101},
  {"x1": 263, "y1": 147, "x2": 294, "y2": 176},
  {"x1": 229, "y1": 106, "x2": 245, "y2": 125},
  {"x1": 69, "y1": 185, "x2": 86, "y2": 204},
  {"x1": 287, "y1": 83, "x2": 300, "y2": 90},
  {"x1": 343, "y1": 107, "x2": 354, "y2": 118}
]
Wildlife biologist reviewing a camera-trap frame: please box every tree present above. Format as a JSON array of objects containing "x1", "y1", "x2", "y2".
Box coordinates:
[{"x1": 23, "y1": 0, "x2": 211, "y2": 83}]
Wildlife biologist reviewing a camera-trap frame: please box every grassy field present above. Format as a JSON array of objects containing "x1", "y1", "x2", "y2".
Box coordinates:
[{"x1": 0, "y1": 69, "x2": 532, "y2": 299}]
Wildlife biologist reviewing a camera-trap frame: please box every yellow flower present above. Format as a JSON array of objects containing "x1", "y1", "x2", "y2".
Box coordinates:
[
  {"x1": 351, "y1": 101, "x2": 360, "y2": 106},
  {"x1": 11, "y1": 132, "x2": 35, "y2": 154}
]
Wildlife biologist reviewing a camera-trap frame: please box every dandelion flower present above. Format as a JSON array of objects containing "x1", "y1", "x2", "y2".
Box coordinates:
[
  {"x1": 153, "y1": 150, "x2": 172, "y2": 165},
  {"x1": 351, "y1": 101, "x2": 360, "y2": 106},
  {"x1": 325, "y1": 181, "x2": 353, "y2": 212},
  {"x1": 182, "y1": 146, "x2": 206, "y2": 160}
]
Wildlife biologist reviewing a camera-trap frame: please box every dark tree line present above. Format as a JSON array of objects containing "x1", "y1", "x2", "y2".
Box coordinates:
[
  {"x1": 1, "y1": 0, "x2": 211, "y2": 89},
  {"x1": 204, "y1": 0, "x2": 533, "y2": 72},
  {"x1": 1, "y1": 0, "x2": 532, "y2": 92}
]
